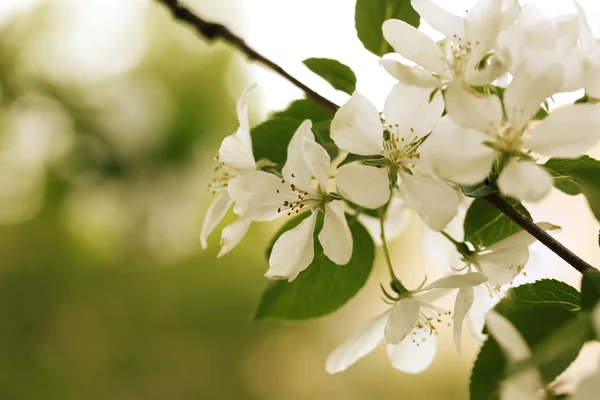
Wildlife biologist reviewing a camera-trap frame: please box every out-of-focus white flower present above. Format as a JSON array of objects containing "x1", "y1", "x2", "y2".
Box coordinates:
[
  {"x1": 356, "y1": 191, "x2": 412, "y2": 246},
  {"x1": 229, "y1": 120, "x2": 354, "y2": 282},
  {"x1": 200, "y1": 86, "x2": 257, "y2": 257},
  {"x1": 380, "y1": 0, "x2": 512, "y2": 89},
  {"x1": 326, "y1": 272, "x2": 487, "y2": 374},
  {"x1": 331, "y1": 84, "x2": 458, "y2": 231}
]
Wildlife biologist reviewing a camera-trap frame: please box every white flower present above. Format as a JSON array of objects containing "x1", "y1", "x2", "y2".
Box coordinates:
[
  {"x1": 229, "y1": 120, "x2": 353, "y2": 282},
  {"x1": 486, "y1": 311, "x2": 546, "y2": 400},
  {"x1": 380, "y1": 0, "x2": 510, "y2": 89},
  {"x1": 330, "y1": 84, "x2": 459, "y2": 231},
  {"x1": 424, "y1": 68, "x2": 600, "y2": 201},
  {"x1": 326, "y1": 272, "x2": 487, "y2": 374},
  {"x1": 569, "y1": 304, "x2": 600, "y2": 400},
  {"x1": 356, "y1": 191, "x2": 412, "y2": 246},
  {"x1": 200, "y1": 86, "x2": 257, "y2": 257},
  {"x1": 574, "y1": 1, "x2": 600, "y2": 99}
]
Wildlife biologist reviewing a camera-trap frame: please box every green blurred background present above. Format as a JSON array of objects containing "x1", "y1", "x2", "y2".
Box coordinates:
[{"x1": 6, "y1": 0, "x2": 597, "y2": 399}]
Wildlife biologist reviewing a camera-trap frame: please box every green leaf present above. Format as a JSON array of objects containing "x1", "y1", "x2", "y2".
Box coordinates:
[
  {"x1": 463, "y1": 197, "x2": 532, "y2": 248},
  {"x1": 251, "y1": 100, "x2": 336, "y2": 166},
  {"x1": 581, "y1": 269, "x2": 600, "y2": 311},
  {"x1": 303, "y1": 58, "x2": 357, "y2": 95},
  {"x1": 254, "y1": 213, "x2": 375, "y2": 320},
  {"x1": 461, "y1": 183, "x2": 495, "y2": 198},
  {"x1": 355, "y1": 0, "x2": 419, "y2": 57},
  {"x1": 470, "y1": 279, "x2": 582, "y2": 400},
  {"x1": 545, "y1": 156, "x2": 600, "y2": 222}
]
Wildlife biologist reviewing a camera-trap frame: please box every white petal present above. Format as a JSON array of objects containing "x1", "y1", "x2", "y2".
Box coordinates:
[
  {"x1": 464, "y1": 0, "x2": 504, "y2": 72},
  {"x1": 486, "y1": 310, "x2": 531, "y2": 362},
  {"x1": 382, "y1": 19, "x2": 451, "y2": 77},
  {"x1": 384, "y1": 82, "x2": 445, "y2": 138},
  {"x1": 217, "y1": 217, "x2": 252, "y2": 257},
  {"x1": 335, "y1": 164, "x2": 390, "y2": 209},
  {"x1": 301, "y1": 138, "x2": 331, "y2": 192},
  {"x1": 266, "y1": 212, "x2": 317, "y2": 282},
  {"x1": 357, "y1": 195, "x2": 412, "y2": 245},
  {"x1": 398, "y1": 172, "x2": 458, "y2": 231},
  {"x1": 445, "y1": 81, "x2": 503, "y2": 134},
  {"x1": 384, "y1": 298, "x2": 421, "y2": 345},
  {"x1": 467, "y1": 285, "x2": 499, "y2": 341},
  {"x1": 326, "y1": 312, "x2": 388, "y2": 374},
  {"x1": 235, "y1": 84, "x2": 256, "y2": 151},
  {"x1": 524, "y1": 104, "x2": 600, "y2": 157},
  {"x1": 476, "y1": 245, "x2": 530, "y2": 286},
  {"x1": 466, "y1": 56, "x2": 507, "y2": 86},
  {"x1": 504, "y1": 60, "x2": 563, "y2": 131},
  {"x1": 319, "y1": 200, "x2": 353, "y2": 265},
  {"x1": 379, "y1": 59, "x2": 441, "y2": 88},
  {"x1": 497, "y1": 160, "x2": 553, "y2": 202},
  {"x1": 500, "y1": 371, "x2": 545, "y2": 400},
  {"x1": 386, "y1": 328, "x2": 437, "y2": 374},
  {"x1": 422, "y1": 115, "x2": 496, "y2": 185},
  {"x1": 218, "y1": 132, "x2": 256, "y2": 172},
  {"x1": 282, "y1": 120, "x2": 315, "y2": 189},
  {"x1": 411, "y1": 0, "x2": 465, "y2": 38},
  {"x1": 571, "y1": 370, "x2": 600, "y2": 400},
  {"x1": 454, "y1": 287, "x2": 474, "y2": 353},
  {"x1": 331, "y1": 93, "x2": 384, "y2": 156},
  {"x1": 422, "y1": 272, "x2": 488, "y2": 290},
  {"x1": 488, "y1": 222, "x2": 561, "y2": 251},
  {"x1": 200, "y1": 190, "x2": 232, "y2": 249},
  {"x1": 228, "y1": 172, "x2": 284, "y2": 222}
]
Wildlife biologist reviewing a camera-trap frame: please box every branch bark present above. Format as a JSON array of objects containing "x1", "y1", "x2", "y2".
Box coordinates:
[
  {"x1": 155, "y1": 0, "x2": 596, "y2": 275},
  {"x1": 155, "y1": 0, "x2": 339, "y2": 114}
]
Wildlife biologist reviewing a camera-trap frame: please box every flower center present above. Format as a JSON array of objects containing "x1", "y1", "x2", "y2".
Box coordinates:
[
  {"x1": 496, "y1": 122, "x2": 525, "y2": 152},
  {"x1": 207, "y1": 156, "x2": 238, "y2": 194},
  {"x1": 411, "y1": 301, "x2": 452, "y2": 345},
  {"x1": 382, "y1": 125, "x2": 423, "y2": 168},
  {"x1": 276, "y1": 175, "x2": 327, "y2": 216}
]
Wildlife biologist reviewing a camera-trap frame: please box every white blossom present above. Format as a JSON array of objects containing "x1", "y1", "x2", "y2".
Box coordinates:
[{"x1": 330, "y1": 84, "x2": 458, "y2": 231}]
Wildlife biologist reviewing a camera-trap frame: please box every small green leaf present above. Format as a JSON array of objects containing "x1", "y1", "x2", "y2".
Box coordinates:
[
  {"x1": 254, "y1": 213, "x2": 375, "y2": 320},
  {"x1": 470, "y1": 279, "x2": 582, "y2": 400},
  {"x1": 464, "y1": 197, "x2": 532, "y2": 247},
  {"x1": 581, "y1": 269, "x2": 600, "y2": 311},
  {"x1": 545, "y1": 156, "x2": 600, "y2": 222},
  {"x1": 355, "y1": 0, "x2": 419, "y2": 57},
  {"x1": 303, "y1": 58, "x2": 357, "y2": 95},
  {"x1": 251, "y1": 100, "x2": 336, "y2": 166},
  {"x1": 461, "y1": 183, "x2": 495, "y2": 198}
]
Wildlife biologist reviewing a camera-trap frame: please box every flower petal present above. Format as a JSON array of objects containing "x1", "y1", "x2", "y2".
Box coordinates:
[
  {"x1": 384, "y1": 82, "x2": 444, "y2": 138},
  {"x1": 384, "y1": 298, "x2": 421, "y2": 345},
  {"x1": 454, "y1": 287, "x2": 474, "y2": 353},
  {"x1": 386, "y1": 328, "x2": 437, "y2": 374},
  {"x1": 282, "y1": 120, "x2": 315, "y2": 189},
  {"x1": 504, "y1": 60, "x2": 563, "y2": 131},
  {"x1": 570, "y1": 369, "x2": 600, "y2": 400},
  {"x1": 200, "y1": 190, "x2": 232, "y2": 249},
  {"x1": 336, "y1": 164, "x2": 390, "y2": 209},
  {"x1": 445, "y1": 81, "x2": 503, "y2": 134},
  {"x1": 319, "y1": 200, "x2": 353, "y2": 265},
  {"x1": 398, "y1": 172, "x2": 458, "y2": 231},
  {"x1": 326, "y1": 311, "x2": 388, "y2": 374},
  {"x1": 488, "y1": 221, "x2": 561, "y2": 251},
  {"x1": 524, "y1": 104, "x2": 600, "y2": 158},
  {"x1": 301, "y1": 137, "x2": 331, "y2": 192},
  {"x1": 422, "y1": 115, "x2": 497, "y2": 185},
  {"x1": 411, "y1": 0, "x2": 465, "y2": 39},
  {"x1": 218, "y1": 132, "x2": 256, "y2": 172},
  {"x1": 379, "y1": 59, "x2": 441, "y2": 88},
  {"x1": 266, "y1": 212, "x2": 317, "y2": 282},
  {"x1": 235, "y1": 84, "x2": 257, "y2": 151},
  {"x1": 464, "y1": 0, "x2": 504, "y2": 72},
  {"x1": 497, "y1": 160, "x2": 553, "y2": 202},
  {"x1": 382, "y1": 19, "x2": 451, "y2": 77},
  {"x1": 467, "y1": 284, "x2": 499, "y2": 342},
  {"x1": 330, "y1": 93, "x2": 384, "y2": 156},
  {"x1": 228, "y1": 171, "x2": 284, "y2": 222},
  {"x1": 476, "y1": 245, "x2": 529, "y2": 286},
  {"x1": 422, "y1": 272, "x2": 488, "y2": 290},
  {"x1": 218, "y1": 217, "x2": 252, "y2": 257},
  {"x1": 357, "y1": 195, "x2": 412, "y2": 245},
  {"x1": 486, "y1": 310, "x2": 531, "y2": 362}
]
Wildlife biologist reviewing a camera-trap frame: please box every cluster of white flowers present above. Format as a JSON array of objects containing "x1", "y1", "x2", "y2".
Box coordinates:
[{"x1": 201, "y1": 0, "x2": 600, "y2": 382}]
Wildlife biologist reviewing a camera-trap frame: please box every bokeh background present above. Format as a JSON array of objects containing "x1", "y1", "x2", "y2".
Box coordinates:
[{"x1": 1, "y1": 0, "x2": 599, "y2": 399}]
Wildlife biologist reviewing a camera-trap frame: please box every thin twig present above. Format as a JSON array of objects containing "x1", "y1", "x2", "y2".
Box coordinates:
[
  {"x1": 155, "y1": 0, "x2": 339, "y2": 114},
  {"x1": 156, "y1": 0, "x2": 596, "y2": 275},
  {"x1": 484, "y1": 192, "x2": 594, "y2": 274}
]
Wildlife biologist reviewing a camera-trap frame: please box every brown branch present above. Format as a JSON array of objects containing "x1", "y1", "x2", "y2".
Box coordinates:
[{"x1": 155, "y1": 0, "x2": 339, "y2": 114}]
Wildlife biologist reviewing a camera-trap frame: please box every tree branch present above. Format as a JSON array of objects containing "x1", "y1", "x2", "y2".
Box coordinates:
[
  {"x1": 156, "y1": 0, "x2": 595, "y2": 275},
  {"x1": 484, "y1": 192, "x2": 594, "y2": 274},
  {"x1": 155, "y1": 0, "x2": 339, "y2": 114}
]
